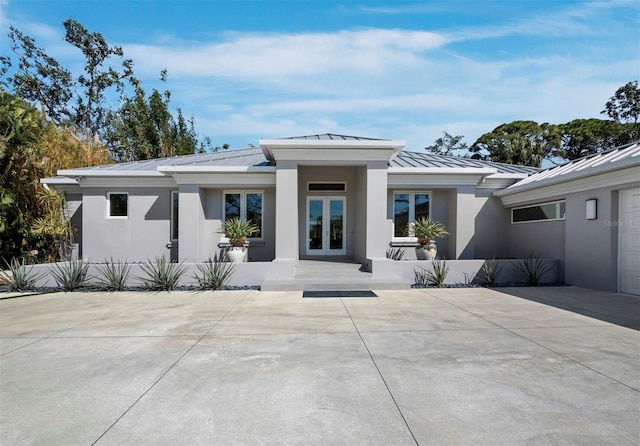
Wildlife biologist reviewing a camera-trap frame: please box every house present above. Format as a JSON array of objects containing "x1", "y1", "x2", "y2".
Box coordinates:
[
  {"x1": 42, "y1": 134, "x2": 640, "y2": 295},
  {"x1": 495, "y1": 141, "x2": 640, "y2": 296}
]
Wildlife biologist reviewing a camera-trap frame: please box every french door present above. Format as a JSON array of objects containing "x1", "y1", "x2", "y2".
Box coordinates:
[{"x1": 306, "y1": 197, "x2": 346, "y2": 255}]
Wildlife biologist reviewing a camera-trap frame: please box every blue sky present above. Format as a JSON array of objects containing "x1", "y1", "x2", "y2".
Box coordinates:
[{"x1": 1, "y1": 0, "x2": 638, "y2": 152}]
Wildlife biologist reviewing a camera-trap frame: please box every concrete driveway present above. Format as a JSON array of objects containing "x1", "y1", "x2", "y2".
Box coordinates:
[{"x1": 1, "y1": 287, "x2": 638, "y2": 445}]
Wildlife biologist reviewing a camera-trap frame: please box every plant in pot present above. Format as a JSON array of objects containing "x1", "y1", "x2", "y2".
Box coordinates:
[
  {"x1": 408, "y1": 218, "x2": 448, "y2": 260},
  {"x1": 220, "y1": 218, "x2": 259, "y2": 263}
]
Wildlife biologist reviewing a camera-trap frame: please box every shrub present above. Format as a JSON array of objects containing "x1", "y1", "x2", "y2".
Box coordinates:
[
  {"x1": 193, "y1": 254, "x2": 236, "y2": 290},
  {"x1": 430, "y1": 258, "x2": 449, "y2": 287},
  {"x1": 0, "y1": 257, "x2": 45, "y2": 292},
  {"x1": 51, "y1": 259, "x2": 92, "y2": 291},
  {"x1": 386, "y1": 247, "x2": 405, "y2": 261},
  {"x1": 414, "y1": 258, "x2": 449, "y2": 287},
  {"x1": 137, "y1": 256, "x2": 186, "y2": 291},
  {"x1": 97, "y1": 258, "x2": 131, "y2": 291},
  {"x1": 511, "y1": 252, "x2": 553, "y2": 286},
  {"x1": 481, "y1": 256, "x2": 503, "y2": 287}
]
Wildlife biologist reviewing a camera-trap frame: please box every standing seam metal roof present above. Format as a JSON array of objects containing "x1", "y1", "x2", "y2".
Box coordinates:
[
  {"x1": 501, "y1": 141, "x2": 640, "y2": 190},
  {"x1": 391, "y1": 151, "x2": 538, "y2": 174},
  {"x1": 55, "y1": 144, "x2": 538, "y2": 175}
]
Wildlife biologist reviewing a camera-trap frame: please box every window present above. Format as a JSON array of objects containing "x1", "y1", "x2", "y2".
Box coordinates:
[
  {"x1": 107, "y1": 192, "x2": 128, "y2": 218},
  {"x1": 393, "y1": 192, "x2": 430, "y2": 238},
  {"x1": 307, "y1": 182, "x2": 346, "y2": 192},
  {"x1": 512, "y1": 201, "x2": 565, "y2": 223},
  {"x1": 171, "y1": 191, "x2": 179, "y2": 241},
  {"x1": 223, "y1": 191, "x2": 263, "y2": 238}
]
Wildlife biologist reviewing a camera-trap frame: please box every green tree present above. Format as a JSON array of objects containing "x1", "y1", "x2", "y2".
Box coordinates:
[
  {"x1": 469, "y1": 120, "x2": 559, "y2": 167},
  {"x1": 106, "y1": 71, "x2": 200, "y2": 161},
  {"x1": 425, "y1": 132, "x2": 468, "y2": 156},
  {"x1": 6, "y1": 19, "x2": 134, "y2": 142},
  {"x1": 553, "y1": 118, "x2": 629, "y2": 161},
  {"x1": 602, "y1": 80, "x2": 640, "y2": 141},
  {"x1": 0, "y1": 90, "x2": 46, "y2": 259}
]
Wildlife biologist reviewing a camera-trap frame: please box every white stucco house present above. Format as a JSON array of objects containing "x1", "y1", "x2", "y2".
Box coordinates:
[{"x1": 42, "y1": 134, "x2": 640, "y2": 295}]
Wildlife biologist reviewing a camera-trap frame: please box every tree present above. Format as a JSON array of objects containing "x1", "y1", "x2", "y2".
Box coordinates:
[
  {"x1": 6, "y1": 19, "x2": 135, "y2": 142},
  {"x1": 602, "y1": 80, "x2": 640, "y2": 141},
  {"x1": 469, "y1": 120, "x2": 559, "y2": 167},
  {"x1": 106, "y1": 72, "x2": 200, "y2": 161},
  {"x1": 552, "y1": 118, "x2": 629, "y2": 161},
  {"x1": 425, "y1": 132, "x2": 468, "y2": 156},
  {"x1": 0, "y1": 90, "x2": 46, "y2": 259}
]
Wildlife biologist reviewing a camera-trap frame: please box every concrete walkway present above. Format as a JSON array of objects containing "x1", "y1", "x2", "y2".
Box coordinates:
[{"x1": 0, "y1": 287, "x2": 638, "y2": 445}]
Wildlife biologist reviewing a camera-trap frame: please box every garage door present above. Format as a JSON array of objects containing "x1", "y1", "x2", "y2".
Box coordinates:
[{"x1": 619, "y1": 187, "x2": 640, "y2": 295}]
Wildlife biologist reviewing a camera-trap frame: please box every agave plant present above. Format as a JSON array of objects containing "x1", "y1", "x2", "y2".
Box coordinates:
[
  {"x1": 50, "y1": 259, "x2": 92, "y2": 292},
  {"x1": 193, "y1": 254, "x2": 236, "y2": 290},
  {"x1": 386, "y1": 247, "x2": 406, "y2": 261},
  {"x1": 429, "y1": 258, "x2": 449, "y2": 287},
  {"x1": 481, "y1": 256, "x2": 503, "y2": 287},
  {"x1": 511, "y1": 252, "x2": 553, "y2": 286},
  {"x1": 0, "y1": 258, "x2": 45, "y2": 292},
  {"x1": 137, "y1": 256, "x2": 186, "y2": 291},
  {"x1": 408, "y1": 218, "x2": 448, "y2": 246},
  {"x1": 96, "y1": 258, "x2": 131, "y2": 291},
  {"x1": 220, "y1": 218, "x2": 259, "y2": 247}
]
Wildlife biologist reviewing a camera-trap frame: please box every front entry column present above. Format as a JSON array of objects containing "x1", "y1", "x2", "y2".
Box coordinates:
[
  {"x1": 178, "y1": 184, "x2": 202, "y2": 262},
  {"x1": 275, "y1": 161, "x2": 298, "y2": 260},
  {"x1": 365, "y1": 162, "x2": 388, "y2": 258}
]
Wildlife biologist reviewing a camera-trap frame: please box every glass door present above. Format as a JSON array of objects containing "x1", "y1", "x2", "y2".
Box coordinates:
[{"x1": 306, "y1": 197, "x2": 346, "y2": 255}]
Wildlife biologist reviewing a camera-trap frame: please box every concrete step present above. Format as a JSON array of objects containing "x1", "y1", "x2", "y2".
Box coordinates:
[{"x1": 261, "y1": 277, "x2": 410, "y2": 292}]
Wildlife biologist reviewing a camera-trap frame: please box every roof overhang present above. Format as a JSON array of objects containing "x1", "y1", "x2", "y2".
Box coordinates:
[
  {"x1": 260, "y1": 138, "x2": 405, "y2": 163},
  {"x1": 57, "y1": 169, "x2": 165, "y2": 178},
  {"x1": 157, "y1": 166, "x2": 275, "y2": 174}
]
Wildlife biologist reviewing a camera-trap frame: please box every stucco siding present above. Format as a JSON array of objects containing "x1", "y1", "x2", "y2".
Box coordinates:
[
  {"x1": 82, "y1": 187, "x2": 172, "y2": 262},
  {"x1": 564, "y1": 187, "x2": 621, "y2": 292},
  {"x1": 473, "y1": 190, "x2": 510, "y2": 259}
]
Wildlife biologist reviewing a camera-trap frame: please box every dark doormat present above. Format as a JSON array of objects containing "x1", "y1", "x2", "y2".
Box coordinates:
[{"x1": 303, "y1": 290, "x2": 377, "y2": 298}]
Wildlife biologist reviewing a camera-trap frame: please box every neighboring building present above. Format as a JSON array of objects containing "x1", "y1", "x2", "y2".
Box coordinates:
[{"x1": 43, "y1": 134, "x2": 640, "y2": 295}]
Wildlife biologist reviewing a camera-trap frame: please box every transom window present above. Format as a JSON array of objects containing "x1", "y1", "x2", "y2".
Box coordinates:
[
  {"x1": 512, "y1": 200, "x2": 566, "y2": 223},
  {"x1": 393, "y1": 192, "x2": 430, "y2": 238},
  {"x1": 223, "y1": 191, "x2": 263, "y2": 238},
  {"x1": 307, "y1": 182, "x2": 346, "y2": 192},
  {"x1": 107, "y1": 192, "x2": 128, "y2": 218}
]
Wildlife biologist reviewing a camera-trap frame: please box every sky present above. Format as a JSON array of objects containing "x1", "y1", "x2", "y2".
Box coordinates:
[{"x1": 1, "y1": 0, "x2": 638, "y2": 152}]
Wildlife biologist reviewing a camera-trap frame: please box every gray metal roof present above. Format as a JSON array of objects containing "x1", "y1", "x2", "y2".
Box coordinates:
[
  {"x1": 391, "y1": 151, "x2": 538, "y2": 175},
  {"x1": 498, "y1": 140, "x2": 640, "y2": 194},
  {"x1": 53, "y1": 139, "x2": 539, "y2": 177},
  {"x1": 60, "y1": 147, "x2": 270, "y2": 173},
  {"x1": 276, "y1": 133, "x2": 389, "y2": 141}
]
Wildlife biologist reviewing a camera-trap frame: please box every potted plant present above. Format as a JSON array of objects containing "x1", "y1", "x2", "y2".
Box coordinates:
[
  {"x1": 220, "y1": 218, "x2": 259, "y2": 262},
  {"x1": 408, "y1": 218, "x2": 448, "y2": 260}
]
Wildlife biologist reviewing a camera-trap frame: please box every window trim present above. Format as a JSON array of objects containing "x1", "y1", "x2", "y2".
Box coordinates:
[
  {"x1": 222, "y1": 190, "x2": 264, "y2": 240},
  {"x1": 106, "y1": 192, "x2": 128, "y2": 219},
  {"x1": 392, "y1": 190, "x2": 432, "y2": 241},
  {"x1": 511, "y1": 200, "x2": 566, "y2": 224},
  {"x1": 170, "y1": 191, "x2": 179, "y2": 241}
]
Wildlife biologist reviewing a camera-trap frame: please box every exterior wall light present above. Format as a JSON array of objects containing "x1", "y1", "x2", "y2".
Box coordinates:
[{"x1": 586, "y1": 198, "x2": 597, "y2": 220}]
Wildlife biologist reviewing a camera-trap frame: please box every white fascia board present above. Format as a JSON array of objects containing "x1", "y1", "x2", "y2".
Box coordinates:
[
  {"x1": 157, "y1": 166, "x2": 276, "y2": 174},
  {"x1": 387, "y1": 173, "x2": 486, "y2": 188},
  {"x1": 40, "y1": 177, "x2": 78, "y2": 185},
  {"x1": 387, "y1": 167, "x2": 497, "y2": 175},
  {"x1": 260, "y1": 138, "x2": 406, "y2": 150},
  {"x1": 57, "y1": 169, "x2": 165, "y2": 177},
  {"x1": 495, "y1": 157, "x2": 640, "y2": 197},
  {"x1": 495, "y1": 166, "x2": 640, "y2": 207},
  {"x1": 80, "y1": 177, "x2": 178, "y2": 188},
  {"x1": 171, "y1": 172, "x2": 276, "y2": 186}
]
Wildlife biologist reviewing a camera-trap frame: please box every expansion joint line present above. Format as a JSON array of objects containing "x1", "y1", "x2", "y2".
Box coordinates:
[
  {"x1": 431, "y1": 294, "x2": 640, "y2": 394},
  {"x1": 340, "y1": 298, "x2": 420, "y2": 446},
  {"x1": 91, "y1": 293, "x2": 249, "y2": 445}
]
